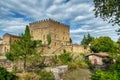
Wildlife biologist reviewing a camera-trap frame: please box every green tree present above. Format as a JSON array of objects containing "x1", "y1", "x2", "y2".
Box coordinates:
[
  {"x1": 117, "y1": 37, "x2": 120, "y2": 46},
  {"x1": 90, "y1": 36, "x2": 117, "y2": 53},
  {"x1": 6, "y1": 25, "x2": 41, "y2": 71},
  {"x1": 93, "y1": 0, "x2": 120, "y2": 26},
  {"x1": 81, "y1": 33, "x2": 94, "y2": 49}
]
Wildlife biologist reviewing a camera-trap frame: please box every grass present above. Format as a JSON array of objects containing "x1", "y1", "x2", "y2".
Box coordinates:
[{"x1": 63, "y1": 68, "x2": 91, "y2": 80}]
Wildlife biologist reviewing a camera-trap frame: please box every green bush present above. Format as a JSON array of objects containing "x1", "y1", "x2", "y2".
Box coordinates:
[
  {"x1": 59, "y1": 53, "x2": 72, "y2": 64},
  {"x1": 35, "y1": 70, "x2": 54, "y2": 80},
  {"x1": 0, "y1": 67, "x2": 18, "y2": 80},
  {"x1": 52, "y1": 55, "x2": 59, "y2": 66},
  {"x1": 92, "y1": 69, "x2": 119, "y2": 80}
]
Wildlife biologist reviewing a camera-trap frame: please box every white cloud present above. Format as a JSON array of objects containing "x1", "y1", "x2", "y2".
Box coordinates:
[{"x1": 0, "y1": 0, "x2": 119, "y2": 44}]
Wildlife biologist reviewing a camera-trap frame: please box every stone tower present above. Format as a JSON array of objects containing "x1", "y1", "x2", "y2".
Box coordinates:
[{"x1": 29, "y1": 19, "x2": 72, "y2": 54}]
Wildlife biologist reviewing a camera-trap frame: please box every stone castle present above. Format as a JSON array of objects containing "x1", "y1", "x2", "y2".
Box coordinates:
[{"x1": 0, "y1": 19, "x2": 84, "y2": 55}]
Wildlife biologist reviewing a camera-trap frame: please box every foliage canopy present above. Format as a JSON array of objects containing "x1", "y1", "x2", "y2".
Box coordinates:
[
  {"x1": 93, "y1": 0, "x2": 120, "y2": 26},
  {"x1": 81, "y1": 33, "x2": 94, "y2": 49},
  {"x1": 90, "y1": 36, "x2": 117, "y2": 53},
  {"x1": 6, "y1": 25, "x2": 42, "y2": 71}
]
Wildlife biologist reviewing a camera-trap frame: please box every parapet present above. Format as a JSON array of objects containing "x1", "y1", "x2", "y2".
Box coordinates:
[{"x1": 29, "y1": 18, "x2": 69, "y2": 28}]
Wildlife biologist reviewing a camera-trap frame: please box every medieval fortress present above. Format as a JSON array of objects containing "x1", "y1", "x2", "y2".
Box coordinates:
[{"x1": 0, "y1": 19, "x2": 84, "y2": 55}]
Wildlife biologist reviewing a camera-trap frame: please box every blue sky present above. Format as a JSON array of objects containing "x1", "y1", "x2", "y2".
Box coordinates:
[{"x1": 0, "y1": 0, "x2": 119, "y2": 44}]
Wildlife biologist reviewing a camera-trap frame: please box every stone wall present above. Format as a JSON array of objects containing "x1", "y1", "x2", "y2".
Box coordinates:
[
  {"x1": 72, "y1": 44, "x2": 84, "y2": 53},
  {"x1": 0, "y1": 19, "x2": 85, "y2": 55},
  {"x1": 0, "y1": 56, "x2": 23, "y2": 71},
  {"x1": 0, "y1": 44, "x2": 5, "y2": 55},
  {"x1": 0, "y1": 33, "x2": 20, "y2": 54},
  {"x1": 29, "y1": 19, "x2": 71, "y2": 54}
]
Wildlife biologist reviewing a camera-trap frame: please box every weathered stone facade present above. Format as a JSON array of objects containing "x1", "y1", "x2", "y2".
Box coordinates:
[
  {"x1": 29, "y1": 19, "x2": 72, "y2": 54},
  {"x1": 0, "y1": 19, "x2": 85, "y2": 72},
  {"x1": 72, "y1": 44, "x2": 84, "y2": 53},
  {"x1": 0, "y1": 19, "x2": 84, "y2": 55},
  {"x1": 0, "y1": 33, "x2": 20, "y2": 54}
]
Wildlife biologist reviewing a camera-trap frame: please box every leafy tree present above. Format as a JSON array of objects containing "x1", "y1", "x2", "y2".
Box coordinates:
[
  {"x1": 117, "y1": 37, "x2": 120, "y2": 46},
  {"x1": 6, "y1": 25, "x2": 41, "y2": 71},
  {"x1": 47, "y1": 34, "x2": 51, "y2": 45},
  {"x1": 0, "y1": 67, "x2": 18, "y2": 80},
  {"x1": 81, "y1": 33, "x2": 94, "y2": 49},
  {"x1": 90, "y1": 36, "x2": 117, "y2": 53},
  {"x1": 93, "y1": 0, "x2": 120, "y2": 26}
]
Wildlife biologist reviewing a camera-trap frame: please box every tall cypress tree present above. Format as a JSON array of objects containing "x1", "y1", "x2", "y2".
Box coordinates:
[{"x1": 81, "y1": 33, "x2": 94, "y2": 49}]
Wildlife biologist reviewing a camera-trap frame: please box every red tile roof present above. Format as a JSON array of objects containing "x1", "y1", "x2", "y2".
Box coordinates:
[{"x1": 86, "y1": 53, "x2": 109, "y2": 57}]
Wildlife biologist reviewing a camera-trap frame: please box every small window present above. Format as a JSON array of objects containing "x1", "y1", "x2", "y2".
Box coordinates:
[
  {"x1": 43, "y1": 35, "x2": 45, "y2": 40},
  {"x1": 55, "y1": 35, "x2": 57, "y2": 39},
  {"x1": 55, "y1": 42, "x2": 57, "y2": 46}
]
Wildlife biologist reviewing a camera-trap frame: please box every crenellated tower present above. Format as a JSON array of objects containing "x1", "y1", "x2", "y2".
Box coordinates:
[{"x1": 29, "y1": 19, "x2": 72, "y2": 54}]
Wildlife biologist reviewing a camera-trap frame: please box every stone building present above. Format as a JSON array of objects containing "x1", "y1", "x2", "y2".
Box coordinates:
[
  {"x1": 72, "y1": 44, "x2": 84, "y2": 53},
  {"x1": 0, "y1": 33, "x2": 20, "y2": 54},
  {"x1": 86, "y1": 53, "x2": 110, "y2": 65},
  {"x1": 0, "y1": 19, "x2": 84, "y2": 54},
  {"x1": 29, "y1": 19, "x2": 72, "y2": 54}
]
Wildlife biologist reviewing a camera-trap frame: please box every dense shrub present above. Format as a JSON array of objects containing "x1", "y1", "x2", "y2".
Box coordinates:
[
  {"x1": 35, "y1": 70, "x2": 54, "y2": 80},
  {"x1": 0, "y1": 67, "x2": 18, "y2": 80},
  {"x1": 58, "y1": 53, "x2": 72, "y2": 64},
  {"x1": 92, "y1": 69, "x2": 119, "y2": 80}
]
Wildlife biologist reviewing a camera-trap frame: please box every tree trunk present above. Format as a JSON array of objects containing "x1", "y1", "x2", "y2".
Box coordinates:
[{"x1": 23, "y1": 55, "x2": 26, "y2": 72}]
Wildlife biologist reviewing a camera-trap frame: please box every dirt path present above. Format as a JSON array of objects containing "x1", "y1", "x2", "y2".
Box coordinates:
[{"x1": 63, "y1": 68, "x2": 91, "y2": 80}]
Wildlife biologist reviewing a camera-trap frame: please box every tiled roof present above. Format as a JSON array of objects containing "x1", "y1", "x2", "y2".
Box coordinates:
[
  {"x1": 3, "y1": 33, "x2": 20, "y2": 38},
  {"x1": 86, "y1": 53, "x2": 109, "y2": 57}
]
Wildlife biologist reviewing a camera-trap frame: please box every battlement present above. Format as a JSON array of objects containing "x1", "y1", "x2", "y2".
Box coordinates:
[{"x1": 29, "y1": 18, "x2": 69, "y2": 27}]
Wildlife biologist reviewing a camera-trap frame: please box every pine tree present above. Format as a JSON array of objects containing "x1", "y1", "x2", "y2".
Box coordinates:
[
  {"x1": 6, "y1": 25, "x2": 41, "y2": 71},
  {"x1": 81, "y1": 33, "x2": 94, "y2": 49}
]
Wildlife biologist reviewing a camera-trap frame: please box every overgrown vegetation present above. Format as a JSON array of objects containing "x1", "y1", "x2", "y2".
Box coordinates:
[
  {"x1": 59, "y1": 53, "x2": 72, "y2": 65},
  {"x1": 0, "y1": 67, "x2": 18, "y2": 80},
  {"x1": 51, "y1": 53, "x2": 88, "y2": 70},
  {"x1": 35, "y1": 70, "x2": 54, "y2": 80},
  {"x1": 47, "y1": 34, "x2": 51, "y2": 45},
  {"x1": 90, "y1": 36, "x2": 120, "y2": 80},
  {"x1": 92, "y1": 69, "x2": 119, "y2": 80},
  {"x1": 90, "y1": 36, "x2": 118, "y2": 53}
]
